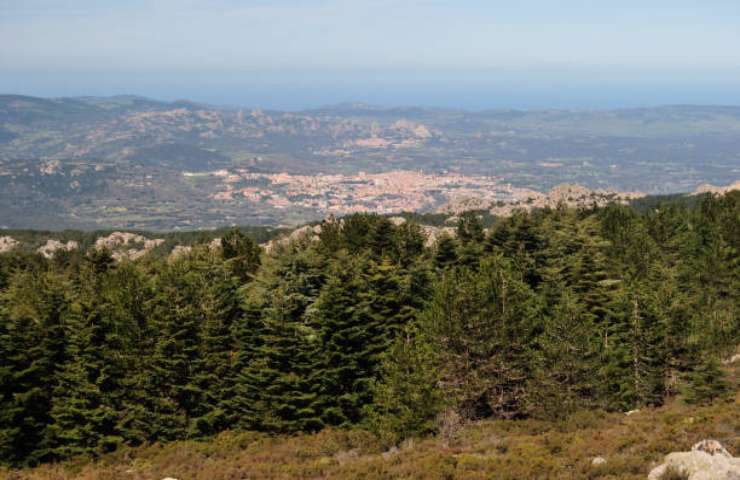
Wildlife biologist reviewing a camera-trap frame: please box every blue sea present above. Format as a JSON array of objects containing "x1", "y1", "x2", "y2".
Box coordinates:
[{"x1": 3, "y1": 70, "x2": 740, "y2": 111}]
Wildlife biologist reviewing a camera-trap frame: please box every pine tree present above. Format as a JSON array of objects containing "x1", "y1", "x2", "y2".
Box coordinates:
[
  {"x1": 221, "y1": 228, "x2": 262, "y2": 283},
  {"x1": 434, "y1": 234, "x2": 458, "y2": 270},
  {"x1": 188, "y1": 257, "x2": 241, "y2": 436},
  {"x1": 45, "y1": 278, "x2": 121, "y2": 457},
  {"x1": 601, "y1": 283, "x2": 668, "y2": 410},
  {"x1": 528, "y1": 289, "x2": 599, "y2": 418},
  {"x1": 393, "y1": 221, "x2": 425, "y2": 268},
  {"x1": 684, "y1": 357, "x2": 732, "y2": 405},
  {"x1": 312, "y1": 257, "x2": 369, "y2": 426},
  {"x1": 228, "y1": 294, "x2": 267, "y2": 430},
  {"x1": 421, "y1": 256, "x2": 541, "y2": 420},
  {"x1": 366, "y1": 325, "x2": 445, "y2": 445},
  {"x1": 137, "y1": 255, "x2": 206, "y2": 441},
  {"x1": 0, "y1": 271, "x2": 67, "y2": 466},
  {"x1": 237, "y1": 247, "x2": 327, "y2": 433},
  {"x1": 457, "y1": 212, "x2": 486, "y2": 269}
]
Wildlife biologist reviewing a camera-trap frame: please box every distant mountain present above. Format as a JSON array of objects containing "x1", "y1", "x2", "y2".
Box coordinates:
[{"x1": 1, "y1": 94, "x2": 738, "y2": 230}]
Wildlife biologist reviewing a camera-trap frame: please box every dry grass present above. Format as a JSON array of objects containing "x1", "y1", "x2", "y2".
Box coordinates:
[{"x1": 2, "y1": 391, "x2": 737, "y2": 480}]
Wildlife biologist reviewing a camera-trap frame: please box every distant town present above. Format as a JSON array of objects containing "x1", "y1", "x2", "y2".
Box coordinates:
[{"x1": 197, "y1": 169, "x2": 519, "y2": 215}]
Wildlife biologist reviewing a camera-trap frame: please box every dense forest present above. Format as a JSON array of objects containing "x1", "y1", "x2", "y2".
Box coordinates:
[{"x1": 0, "y1": 193, "x2": 738, "y2": 467}]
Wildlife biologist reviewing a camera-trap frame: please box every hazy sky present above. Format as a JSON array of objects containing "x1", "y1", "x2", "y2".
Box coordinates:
[{"x1": 2, "y1": 0, "x2": 740, "y2": 109}]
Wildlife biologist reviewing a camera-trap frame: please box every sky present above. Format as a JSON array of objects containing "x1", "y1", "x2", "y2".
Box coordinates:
[{"x1": 2, "y1": 0, "x2": 740, "y2": 109}]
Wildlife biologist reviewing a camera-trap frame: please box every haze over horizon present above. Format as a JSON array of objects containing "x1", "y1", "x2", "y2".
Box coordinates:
[{"x1": 2, "y1": 0, "x2": 740, "y2": 110}]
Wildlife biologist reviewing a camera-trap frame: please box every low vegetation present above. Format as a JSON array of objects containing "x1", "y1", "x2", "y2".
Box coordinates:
[{"x1": 2, "y1": 392, "x2": 737, "y2": 479}]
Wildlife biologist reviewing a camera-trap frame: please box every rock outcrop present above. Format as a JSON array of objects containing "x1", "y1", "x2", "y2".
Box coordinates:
[
  {"x1": 168, "y1": 245, "x2": 193, "y2": 260},
  {"x1": 262, "y1": 216, "x2": 460, "y2": 252},
  {"x1": 487, "y1": 183, "x2": 645, "y2": 217},
  {"x1": 262, "y1": 224, "x2": 323, "y2": 253},
  {"x1": 0, "y1": 236, "x2": 19, "y2": 253},
  {"x1": 420, "y1": 225, "x2": 456, "y2": 247},
  {"x1": 95, "y1": 232, "x2": 164, "y2": 261},
  {"x1": 692, "y1": 180, "x2": 740, "y2": 196},
  {"x1": 439, "y1": 183, "x2": 645, "y2": 217},
  {"x1": 648, "y1": 440, "x2": 740, "y2": 480},
  {"x1": 95, "y1": 232, "x2": 148, "y2": 250},
  {"x1": 37, "y1": 239, "x2": 79, "y2": 258},
  {"x1": 723, "y1": 353, "x2": 740, "y2": 365}
]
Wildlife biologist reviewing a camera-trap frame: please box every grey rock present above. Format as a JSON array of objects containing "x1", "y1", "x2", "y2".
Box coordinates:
[
  {"x1": 648, "y1": 440, "x2": 740, "y2": 480},
  {"x1": 592, "y1": 456, "x2": 607, "y2": 466}
]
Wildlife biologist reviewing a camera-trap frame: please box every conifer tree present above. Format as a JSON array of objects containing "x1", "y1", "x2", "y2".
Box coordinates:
[
  {"x1": 312, "y1": 251, "x2": 426, "y2": 427},
  {"x1": 0, "y1": 202, "x2": 738, "y2": 464},
  {"x1": 186, "y1": 253, "x2": 241, "y2": 436},
  {"x1": 46, "y1": 260, "x2": 127, "y2": 458},
  {"x1": 393, "y1": 221, "x2": 425, "y2": 268},
  {"x1": 237, "y1": 247, "x2": 327, "y2": 433},
  {"x1": 105, "y1": 263, "x2": 157, "y2": 446},
  {"x1": 601, "y1": 283, "x2": 668, "y2": 410},
  {"x1": 684, "y1": 357, "x2": 732, "y2": 405},
  {"x1": 229, "y1": 295, "x2": 267, "y2": 430},
  {"x1": 528, "y1": 289, "x2": 599, "y2": 418},
  {"x1": 369, "y1": 216, "x2": 397, "y2": 259},
  {"x1": 364, "y1": 256, "x2": 423, "y2": 367},
  {"x1": 367, "y1": 325, "x2": 445, "y2": 445},
  {"x1": 311, "y1": 257, "x2": 368, "y2": 426},
  {"x1": 434, "y1": 234, "x2": 458, "y2": 270},
  {"x1": 249, "y1": 287, "x2": 323, "y2": 433},
  {"x1": 221, "y1": 228, "x2": 262, "y2": 283},
  {"x1": 0, "y1": 271, "x2": 67, "y2": 465},
  {"x1": 421, "y1": 256, "x2": 541, "y2": 420},
  {"x1": 457, "y1": 212, "x2": 486, "y2": 268},
  {"x1": 137, "y1": 255, "x2": 205, "y2": 441},
  {"x1": 487, "y1": 210, "x2": 545, "y2": 287}
]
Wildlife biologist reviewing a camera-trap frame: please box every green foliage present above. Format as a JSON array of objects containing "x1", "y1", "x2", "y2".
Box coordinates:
[
  {"x1": 237, "y1": 246, "x2": 327, "y2": 433},
  {"x1": 311, "y1": 256, "x2": 383, "y2": 427},
  {"x1": 366, "y1": 326, "x2": 446, "y2": 445},
  {"x1": 0, "y1": 195, "x2": 739, "y2": 466},
  {"x1": 684, "y1": 357, "x2": 732, "y2": 405},
  {"x1": 0, "y1": 271, "x2": 67, "y2": 466},
  {"x1": 420, "y1": 256, "x2": 542, "y2": 420},
  {"x1": 433, "y1": 234, "x2": 458, "y2": 270},
  {"x1": 601, "y1": 283, "x2": 669, "y2": 410},
  {"x1": 528, "y1": 290, "x2": 600, "y2": 418},
  {"x1": 221, "y1": 228, "x2": 262, "y2": 282}
]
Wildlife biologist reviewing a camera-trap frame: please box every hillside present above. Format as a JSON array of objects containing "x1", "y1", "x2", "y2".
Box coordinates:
[
  {"x1": 1, "y1": 193, "x2": 738, "y2": 479},
  {"x1": 4, "y1": 391, "x2": 739, "y2": 480},
  {"x1": 2, "y1": 95, "x2": 740, "y2": 229}
]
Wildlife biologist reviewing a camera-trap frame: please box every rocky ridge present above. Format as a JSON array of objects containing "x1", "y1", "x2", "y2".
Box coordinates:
[
  {"x1": 438, "y1": 183, "x2": 646, "y2": 216},
  {"x1": 692, "y1": 180, "x2": 740, "y2": 196}
]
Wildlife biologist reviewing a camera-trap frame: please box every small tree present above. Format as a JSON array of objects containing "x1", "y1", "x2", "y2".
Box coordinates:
[
  {"x1": 221, "y1": 229, "x2": 262, "y2": 283},
  {"x1": 366, "y1": 327, "x2": 445, "y2": 446},
  {"x1": 684, "y1": 357, "x2": 731, "y2": 405}
]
